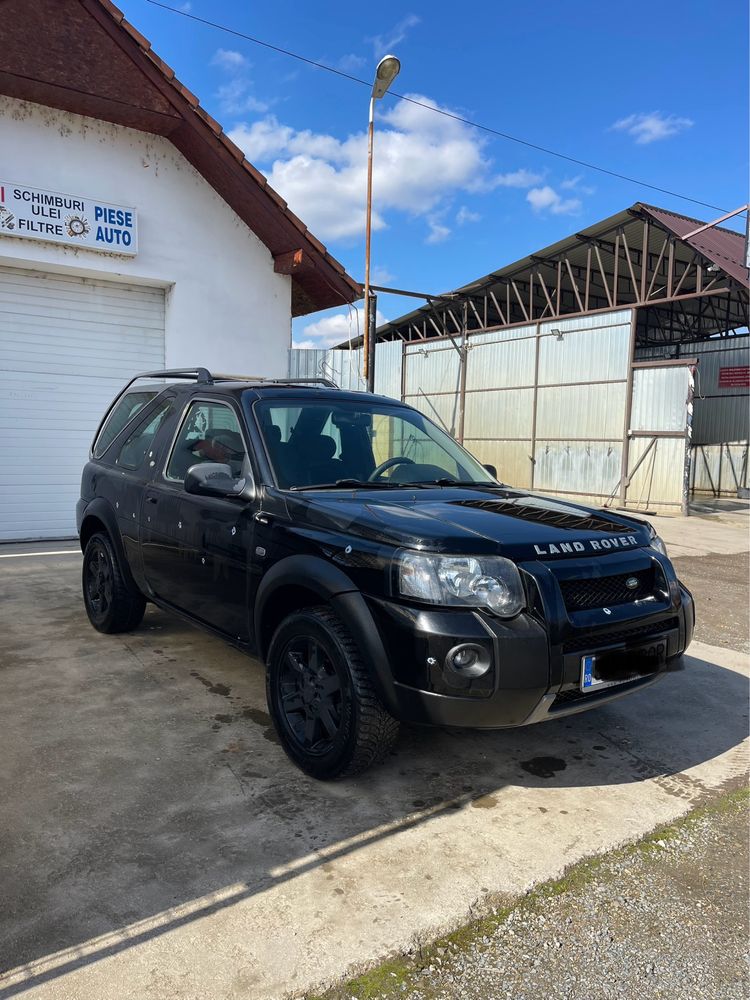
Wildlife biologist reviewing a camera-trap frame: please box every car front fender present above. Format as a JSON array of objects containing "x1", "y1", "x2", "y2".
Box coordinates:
[{"x1": 254, "y1": 554, "x2": 400, "y2": 716}]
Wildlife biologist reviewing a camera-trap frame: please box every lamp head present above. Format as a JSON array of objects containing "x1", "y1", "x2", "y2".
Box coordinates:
[{"x1": 372, "y1": 54, "x2": 401, "y2": 99}]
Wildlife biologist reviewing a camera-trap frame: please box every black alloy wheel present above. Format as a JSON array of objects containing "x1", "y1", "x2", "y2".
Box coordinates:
[
  {"x1": 85, "y1": 537, "x2": 113, "y2": 620},
  {"x1": 266, "y1": 606, "x2": 399, "y2": 779},
  {"x1": 82, "y1": 532, "x2": 146, "y2": 634},
  {"x1": 278, "y1": 635, "x2": 344, "y2": 756}
]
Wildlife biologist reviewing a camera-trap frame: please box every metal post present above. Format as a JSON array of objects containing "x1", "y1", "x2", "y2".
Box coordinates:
[
  {"x1": 363, "y1": 96, "x2": 375, "y2": 385},
  {"x1": 618, "y1": 307, "x2": 639, "y2": 506},
  {"x1": 530, "y1": 321, "x2": 541, "y2": 489},
  {"x1": 367, "y1": 291, "x2": 377, "y2": 393},
  {"x1": 457, "y1": 301, "x2": 468, "y2": 444},
  {"x1": 681, "y1": 365, "x2": 695, "y2": 516}
]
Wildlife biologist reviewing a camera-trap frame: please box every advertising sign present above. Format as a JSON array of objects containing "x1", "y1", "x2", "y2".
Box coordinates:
[
  {"x1": 0, "y1": 182, "x2": 138, "y2": 255},
  {"x1": 718, "y1": 365, "x2": 750, "y2": 389}
]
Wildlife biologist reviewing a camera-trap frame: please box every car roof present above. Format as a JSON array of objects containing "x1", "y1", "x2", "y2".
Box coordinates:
[{"x1": 162, "y1": 381, "x2": 405, "y2": 407}]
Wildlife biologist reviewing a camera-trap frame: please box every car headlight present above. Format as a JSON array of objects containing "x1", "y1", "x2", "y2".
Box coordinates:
[
  {"x1": 648, "y1": 528, "x2": 668, "y2": 557},
  {"x1": 397, "y1": 551, "x2": 525, "y2": 617}
]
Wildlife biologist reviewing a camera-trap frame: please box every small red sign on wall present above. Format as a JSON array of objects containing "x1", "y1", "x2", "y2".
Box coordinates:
[{"x1": 718, "y1": 365, "x2": 750, "y2": 388}]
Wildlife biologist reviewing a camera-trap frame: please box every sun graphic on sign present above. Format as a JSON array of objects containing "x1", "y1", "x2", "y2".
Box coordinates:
[
  {"x1": 0, "y1": 205, "x2": 16, "y2": 230},
  {"x1": 65, "y1": 215, "x2": 90, "y2": 238}
]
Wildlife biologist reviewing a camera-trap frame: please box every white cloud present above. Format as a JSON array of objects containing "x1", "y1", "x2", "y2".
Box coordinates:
[
  {"x1": 610, "y1": 112, "x2": 694, "y2": 145},
  {"x1": 338, "y1": 53, "x2": 366, "y2": 72},
  {"x1": 295, "y1": 307, "x2": 387, "y2": 349},
  {"x1": 229, "y1": 93, "x2": 509, "y2": 243},
  {"x1": 560, "y1": 174, "x2": 595, "y2": 196},
  {"x1": 212, "y1": 48, "x2": 248, "y2": 71},
  {"x1": 426, "y1": 216, "x2": 451, "y2": 244},
  {"x1": 368, "y1": 15, "x2": 420, "y2": 57},
  {"x1": 216, "y1": 79, "x2": 269, "y2": 115},
  {"x1": 489, "y1": 168, "x2": 544, "y2": 189},
  {"x1": 211, "y1": 49, "x2": 270, "y2": 116},
  {"x1": 372, "y1": 264, "x2": 395, "y2": 284},
  {"x1": 526, "y1": 185, "x2": 582, "y2": 216},
  {"x1": 456, "y1": 206, "x2": 481, "y2": 225}
]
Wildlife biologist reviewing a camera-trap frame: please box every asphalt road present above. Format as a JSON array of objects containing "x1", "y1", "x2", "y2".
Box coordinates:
[{"x1": 673, "y1": 550, "x2": 749, "y2": 654}]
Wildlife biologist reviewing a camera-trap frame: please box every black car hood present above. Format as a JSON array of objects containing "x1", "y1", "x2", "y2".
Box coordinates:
[{"x1": 284, "y1": 486, "x2": 652, "y2": 561}]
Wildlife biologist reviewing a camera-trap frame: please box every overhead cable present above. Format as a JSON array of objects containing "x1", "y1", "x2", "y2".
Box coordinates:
[{"x1": 145, "y1": 0, "x2": 727, "y2": 213}]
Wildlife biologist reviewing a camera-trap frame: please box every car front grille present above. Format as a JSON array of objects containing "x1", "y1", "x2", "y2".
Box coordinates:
[
  {"x1": 559, "y1": 567, "x2": 655, "y2": 612},
  {"x1": 561, "y1": 616, "x2": 679, "y2": 653}
]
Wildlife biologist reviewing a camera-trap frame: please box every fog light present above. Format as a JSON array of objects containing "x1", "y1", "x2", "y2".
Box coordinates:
[{"x1": 445, "y1": 642, "x2": 491, "y2": 678}]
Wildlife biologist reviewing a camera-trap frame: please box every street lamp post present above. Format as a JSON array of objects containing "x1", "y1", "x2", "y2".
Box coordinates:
[{"x1": 363, "y1": 53, "x2": 400, "y2": 392}]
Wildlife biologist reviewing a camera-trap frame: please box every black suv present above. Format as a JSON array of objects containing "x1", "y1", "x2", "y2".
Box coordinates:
[{"x1": 77, "y1": 368, "x2": 694, "y2": 779}]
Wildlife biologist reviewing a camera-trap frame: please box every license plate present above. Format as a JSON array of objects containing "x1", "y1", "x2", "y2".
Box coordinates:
[{"x1": 580, "y1": 642, "x2": 665, "y2": 692}]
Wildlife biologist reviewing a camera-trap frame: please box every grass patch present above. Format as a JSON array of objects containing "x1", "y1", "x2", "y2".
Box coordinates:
[{"x1": 305, "y1": 787, "x2": 748, "y2": 1000}]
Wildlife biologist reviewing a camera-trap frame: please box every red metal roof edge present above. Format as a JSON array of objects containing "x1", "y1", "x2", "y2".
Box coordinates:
[
  {"x1": 95, "y1": 0, "x2": 360, "y2": 305},
  {"x1": 639, "y1": 203, "x2": 749, "y2": 289}
]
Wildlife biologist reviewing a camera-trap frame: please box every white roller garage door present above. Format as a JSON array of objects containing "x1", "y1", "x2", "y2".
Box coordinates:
[{"x1": 0, "y1": 266, "x2": 165, "y2": 541}]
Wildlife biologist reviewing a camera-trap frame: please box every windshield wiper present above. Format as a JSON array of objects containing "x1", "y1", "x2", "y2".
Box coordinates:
[
  {"x1": 290, "y1": 479, "x2": 405, "y2": 491},
  {"x1": 398, "y1": 479, "x2": 502, "y2": 488}
]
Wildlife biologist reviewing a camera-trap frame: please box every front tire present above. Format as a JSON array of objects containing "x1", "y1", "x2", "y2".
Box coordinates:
[
  {"x1": 82, "y1": 532, "x2": 146, "y2": 634},
  {"x1": 266, "y1": 606, "x2": 399, "y2": 779}
]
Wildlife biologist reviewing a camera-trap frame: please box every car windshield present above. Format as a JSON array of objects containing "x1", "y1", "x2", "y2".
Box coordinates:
[{"x1": 251, "y1": 396, "x2": 497, "y2": 491}]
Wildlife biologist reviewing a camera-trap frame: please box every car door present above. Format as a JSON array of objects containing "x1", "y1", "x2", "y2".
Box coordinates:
[{"x1": 141, "y1": 396, "x2": 256, "y2": 640}]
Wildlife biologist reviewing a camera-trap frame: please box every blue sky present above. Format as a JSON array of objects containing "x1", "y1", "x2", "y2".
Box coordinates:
[{"x1": 120, "y1": 0, "x2": 748, "y2": 346}]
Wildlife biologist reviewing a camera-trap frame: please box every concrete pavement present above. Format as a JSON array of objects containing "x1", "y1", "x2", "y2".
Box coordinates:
[
  {"x1": 0, "y1": 542, "x2": 747, "y2": 1000},
  {"x1": 624, "y1": 499, "x2": 749, "y2": 559}
]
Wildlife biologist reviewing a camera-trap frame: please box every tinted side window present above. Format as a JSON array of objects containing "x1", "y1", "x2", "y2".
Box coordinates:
[
  {"x1": 94, "y1": 390, "x2": 157, "y2": 458},
  {"x1": 116, "y1": 401, "x2": 172, "y2": 471},
  {"x1": 166, "y1": 401, "x2": 248, "y2": 482}
]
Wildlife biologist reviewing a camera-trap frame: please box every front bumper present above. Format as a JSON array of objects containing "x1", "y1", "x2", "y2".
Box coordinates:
[{"x1": 368, "y1": 559, "x2": 694, "y2": 729}]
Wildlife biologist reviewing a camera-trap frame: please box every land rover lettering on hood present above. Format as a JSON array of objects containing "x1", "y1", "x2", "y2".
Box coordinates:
[{"x1": 77, "y1": 370, "x2": 694, "y2": 779}]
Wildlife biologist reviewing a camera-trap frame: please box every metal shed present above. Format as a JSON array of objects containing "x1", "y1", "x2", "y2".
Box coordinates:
[{"x1": 306, "y1": 203, "x2": 748, "y2": 514}]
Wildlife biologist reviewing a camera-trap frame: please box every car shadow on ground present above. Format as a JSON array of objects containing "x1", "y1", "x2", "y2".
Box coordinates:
[{"x1": 0, "y1": 563, "x2": 748, "y2": 996}]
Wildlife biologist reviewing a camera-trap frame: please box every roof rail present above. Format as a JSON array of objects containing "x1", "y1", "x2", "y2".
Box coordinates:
[
  {"x1": 90, "y1": 369, "x2": 214, "y2": 454},
  {"x1": 213, "y1": 376, "x2": 340, "y2": 388},
  {"x1": 129, "y1": 367, "x2": 214, "y2": 386},
  {"x1": 256, "y1": 377, "x2": 339, "y2": 388}
]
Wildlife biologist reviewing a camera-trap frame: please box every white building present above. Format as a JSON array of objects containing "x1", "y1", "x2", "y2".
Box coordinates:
[{"x1": 0, "y1": 0, "x2": 358, "y2": 541}]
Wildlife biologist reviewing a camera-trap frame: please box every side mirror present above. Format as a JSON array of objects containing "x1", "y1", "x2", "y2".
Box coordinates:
[
  {"x1": 184, "y1": 462, "x2": 246, "y2": 498},
  {"x1": 483, "y1": 463, "x2": 498, "y2": 480}
]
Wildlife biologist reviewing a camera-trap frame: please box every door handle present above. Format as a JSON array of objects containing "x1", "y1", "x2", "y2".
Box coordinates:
[{"x1": 146, "y1": 496, "x2": 158, "y2": 505}]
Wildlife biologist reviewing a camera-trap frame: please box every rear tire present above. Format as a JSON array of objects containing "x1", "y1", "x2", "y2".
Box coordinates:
[
  {"x1": 266, "y1": 606, "x2": 399, "y2": 779},
  {"x1": 82, "y1": 532, "x2": 146, "y2": 634}
]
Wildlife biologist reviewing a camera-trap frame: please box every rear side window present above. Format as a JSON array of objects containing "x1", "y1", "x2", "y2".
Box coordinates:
[
  {"x1": 94, "y1": 390, "x2": 157, "y2": 458},
  {"x1": 115, "y1": 401, "x2": 172, "y2": 471}
]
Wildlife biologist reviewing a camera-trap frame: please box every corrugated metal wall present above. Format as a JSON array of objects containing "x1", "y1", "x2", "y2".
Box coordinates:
[
  {"x1": 291, "y1": 309, "x2": 633, "y2": 503},
  {"x1": 403, "y1": 340, "x2": 461, "y2": 434},
  {"x1": 691, "y1": 443, "x2": 748, "y2": 495},
  {"x1": 289, "y1": 346, "x2": 366, "y2": 391},
  {"x1": 288, "y1": 342, "x2": 403, "y2": 398},
  {"x1": 460, "y1": 310, "x2": 634, "y2": 497},
  {"x1": 535, "y1": 312, "x2": 632, "y2": 500},
  {"x1": 463, "y1": 324, "x2": 535, "y2": 487},
  {"x1": 289, "y1": 306, "x2": 735, "y2": 509},
  {"x1": 624, "y1": 365, "x2": 693, "y2": 512},
  {"x1": 636, "y1": 336, "x2": 749, "y2": 444},
  {"x1": 635, "y1": 335, "x2": 749, "y2": 498}
]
